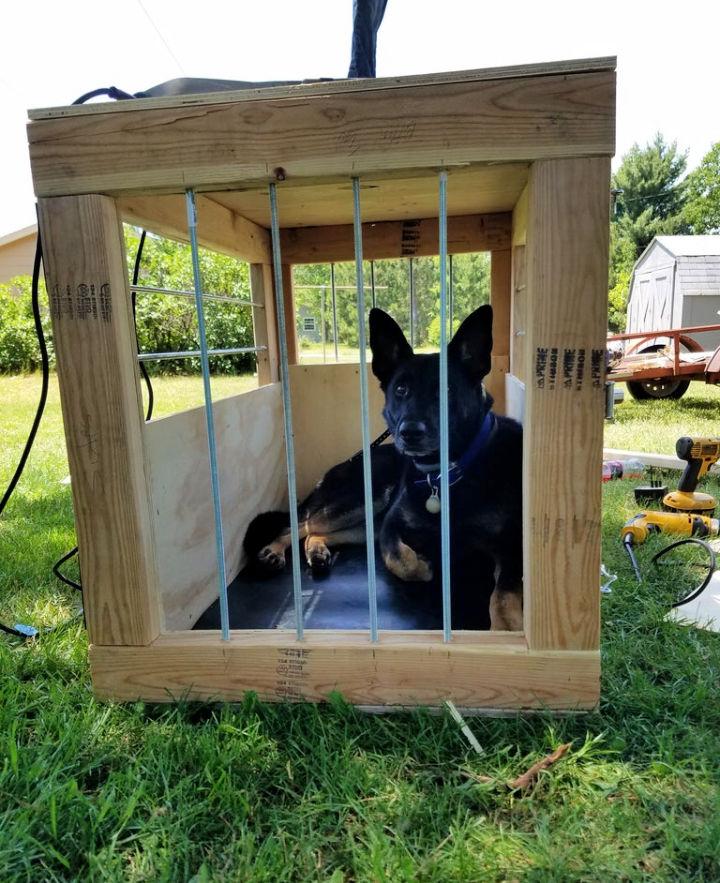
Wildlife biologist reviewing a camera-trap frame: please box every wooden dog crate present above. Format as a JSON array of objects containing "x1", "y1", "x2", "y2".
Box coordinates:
[{"x1": 28, "y1": 58, "x2": 614, "y2": 710}]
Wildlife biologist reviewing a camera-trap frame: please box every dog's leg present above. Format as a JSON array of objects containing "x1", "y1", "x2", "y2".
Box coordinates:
[
  {"x1": 489, "y1": 556, "x2": 523, "y2": 631},
  {"x1": 305, "y1": 525, "x2": 367, "y2": 577},
  {"x1": 381, "y1": 537, "x2": 433, "y2": 583},
  {"x1": 257, "y1": 522, "x2": 309, "y2": 572}
]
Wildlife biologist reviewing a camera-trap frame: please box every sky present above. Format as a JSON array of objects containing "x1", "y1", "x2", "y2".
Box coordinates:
[{"x1": 1, "y1": 0, "x2": 718, "y2": 236}]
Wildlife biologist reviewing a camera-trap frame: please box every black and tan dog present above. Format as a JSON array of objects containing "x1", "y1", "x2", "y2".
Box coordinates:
[{"x1": 244, "y1": 304, "x2": 523, "y2": 630}]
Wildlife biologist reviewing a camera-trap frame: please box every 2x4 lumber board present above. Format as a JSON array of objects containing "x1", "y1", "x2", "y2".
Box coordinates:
[
  {"x1": 250, "y1": 263, "x2": 280, "y2": 385},
  {"x1": 38, "y1": 194, "x2": 160, "y2": 646},
  {"x1": 144, "y1": 385, "x2": 288, "y2": 631},
  {"x1": 512, "y1": 184, "x2": 529, "y2": 247},
  {"x1": 117, "y1": 194, "x2": 271, "y2": 264},
  {"x1": 488, "y1": 248, "x2": 512, "y2": 414},
  {"x1": 281, "y1": 264, "x2": 298, "y2": 365},
  {"x1": 89, "y1": 633, "x2": 600, "y2": 708},
  {"x1": 280, "y1": 213, "x2": 511, "y2": 264},
  {"x1": 30, "y1": 59, "x2": 617, "y2": 120},
  {"x1": 27, "y1": 70, "x2": 616, "y2": 197},
  {"x1": 523, "y1": 158, "x2": 610, "y2": 652},
  {"x1": 511, "y1": 245, "x2": 528, "y2": 383}
]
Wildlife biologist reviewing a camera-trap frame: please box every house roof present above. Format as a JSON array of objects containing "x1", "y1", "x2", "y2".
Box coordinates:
[
  {"x1": 654, "y1": 235, "x2": 720, "y2": 257},
  {"x1": 0, "y1": 223, "x2": 37, "y2": 248}
]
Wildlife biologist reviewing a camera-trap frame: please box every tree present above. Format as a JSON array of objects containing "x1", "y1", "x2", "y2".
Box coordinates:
[{"x1": 681, "y1": 142, "x2": 720, "y2": 234}]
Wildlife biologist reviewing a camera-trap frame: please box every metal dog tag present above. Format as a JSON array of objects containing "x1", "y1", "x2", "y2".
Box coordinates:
[{"x1": 426, "y1": 486, "x2": 441, "y2": 514}]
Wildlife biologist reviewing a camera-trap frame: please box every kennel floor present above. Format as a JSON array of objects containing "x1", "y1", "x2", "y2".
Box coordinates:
[{"x1": 193, "y1": 546, "x2": 493, "y2": 631}]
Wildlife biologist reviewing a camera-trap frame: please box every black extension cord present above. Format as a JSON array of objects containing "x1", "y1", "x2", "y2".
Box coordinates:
[{"x1": 0, "y1": 84, "x2": 153, "y2": 639}]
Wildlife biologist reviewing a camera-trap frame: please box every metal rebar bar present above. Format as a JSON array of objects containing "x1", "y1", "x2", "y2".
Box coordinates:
[
  {"x1": 185, "y1": 189, "x2": 230, "y2": 642},
  {"x1": 137, "y1": 345, "x2": 265, "y2": 362},
  {"x1": 449, "y1": 253, "x2": 454, "y2": 331},
  {"x1": 269, "y1": 183, "x2": 305, "y2": 640},
  {"x1": 130, "y1": 284, "x2": 261, "y2": 308},
  {"x1": 352, "y1": 178, "x2": 379, "y2": 642},
  {"x1": 438, "y1": 171, "x2": 452, "y2": 643},
  {"x1": 409, "y1": 257, "x2": 415, "y2": 348},
  {"x1": 331, "y1": 264, "x2": 339, "y2": 363},
  {"x1": 370, "y1": 260, "x2": 376, "y2": 308}
]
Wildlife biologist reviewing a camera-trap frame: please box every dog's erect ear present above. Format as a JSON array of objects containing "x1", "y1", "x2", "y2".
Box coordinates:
[
  {"x1": 448, "y1": 304, "x2": 493, "y2": 382},
  {"x1": 369, "y1": 308, "x2": 413, "y2": 388}
]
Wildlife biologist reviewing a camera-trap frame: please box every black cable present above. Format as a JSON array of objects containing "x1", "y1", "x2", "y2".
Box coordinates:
[
  {"x1": 131, "y1": 230, "x2": 154, "y2": 420},
  {"x1": 651, "y1": 538, "x2": 717, "y2": 607},
  {"x1": 71, "y1": 86, "x2": 136, "y2": 105},
  {"x1": 623, "y1": 535, "x2": 643, "y2": 583},
  {"x1": 52, "y1": 547, "x2": 81, "y2": 592},
  {"x1": 0, "y1": 236, "x2": 47, "y2": 517}
]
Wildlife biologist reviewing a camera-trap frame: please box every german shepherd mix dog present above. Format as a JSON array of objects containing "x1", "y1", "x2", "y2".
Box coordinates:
[{"x1": 244, "y1": 304, "x2": 523, "y2": 630}]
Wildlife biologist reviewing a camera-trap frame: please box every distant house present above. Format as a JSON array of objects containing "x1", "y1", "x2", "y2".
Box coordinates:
[
  {"x1": 626, "y1": 235, "x2": 720, "y2": 351},
  {"x1": 0, "y1": 224, "x2": 38, "y2": 284}
]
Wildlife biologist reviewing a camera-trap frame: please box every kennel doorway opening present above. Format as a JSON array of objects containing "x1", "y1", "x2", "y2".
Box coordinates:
[{"x1": 30, "y1": 58, "x2": 614, "y2": 709}]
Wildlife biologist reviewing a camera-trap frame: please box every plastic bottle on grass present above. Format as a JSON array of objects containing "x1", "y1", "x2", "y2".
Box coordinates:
[{"x1": 602, "y1": 458, "x2": 645, "y2": 482}]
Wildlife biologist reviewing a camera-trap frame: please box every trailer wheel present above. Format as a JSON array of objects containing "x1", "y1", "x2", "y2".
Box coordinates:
[{"x1": 627, "y1": 377, "x2": 690, "y2": 400}]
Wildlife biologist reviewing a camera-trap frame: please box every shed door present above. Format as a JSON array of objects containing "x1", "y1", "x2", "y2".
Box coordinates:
[{"x1": 653, "y1": 271, "x2": 672, "y2": 329}]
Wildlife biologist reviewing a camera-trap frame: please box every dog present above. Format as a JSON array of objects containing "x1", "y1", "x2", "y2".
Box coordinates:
[{"x1": 244, "y1": 304, "x2": 523, "y2": 630}]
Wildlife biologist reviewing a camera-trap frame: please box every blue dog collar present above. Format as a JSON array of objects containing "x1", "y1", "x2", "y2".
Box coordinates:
[{"x1": 412, "y1": 410, "x2": 496, "y2": 494}]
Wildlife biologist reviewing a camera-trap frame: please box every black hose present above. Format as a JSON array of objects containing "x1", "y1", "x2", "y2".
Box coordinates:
[
  {"x1": 130, "y1": 230, "x2": 154, "y2": 420},
  {"x1": 651, "y1": 537, "x2": 717, "y2": 607}
]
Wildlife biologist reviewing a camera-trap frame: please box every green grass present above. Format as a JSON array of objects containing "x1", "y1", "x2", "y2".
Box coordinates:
[{"x1": 2, "y1": 374, "x2": 720, "y2": 881}]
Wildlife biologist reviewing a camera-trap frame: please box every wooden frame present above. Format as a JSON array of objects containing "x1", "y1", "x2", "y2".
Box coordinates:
[{"x1": 30, "y1": 59, "x2": 614, "y2": 710}]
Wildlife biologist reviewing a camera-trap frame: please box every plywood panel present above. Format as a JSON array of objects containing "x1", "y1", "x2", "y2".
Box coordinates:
[
  {"x1": 280, "y1": 212, "x2": 511, "y2": 263},
  {"x1": 290, "y1": 364, "x2": 387, "y2": 500},
  {"x1": 28, "y1": 69, "x2": 615, "y2": 198},
  {"x1": 38, "y1": 194, "x2": 160, "y2": 646},
  {"x1": 523, "y1": 158, "x2": 610, "y2": 652},
  {"x1": 145, "y1": 385, "x2": 288, "y2": 631},
  {"x1": 216, "y1": 166, "x2": 527, "y2": 228},
  {"x1": 90, "y1": 632, "x2": 600, "y2": 709}
]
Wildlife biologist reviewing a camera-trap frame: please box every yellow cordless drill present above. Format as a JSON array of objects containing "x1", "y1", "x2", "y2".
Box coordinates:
[{"x1": 621, "y1": 437, "x2": 720, "y2": 580}]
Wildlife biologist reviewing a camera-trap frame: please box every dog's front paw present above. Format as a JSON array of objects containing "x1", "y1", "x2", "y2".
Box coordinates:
[
  {"x1": 305, "y1": 536, "x2": 334, "y2": 579},
  {"x1": 383, "y1": 540, "x2": 433, "y2": 583},
  {"x1": 257, "y1": 543, "x2": 286, "y2": 573}
]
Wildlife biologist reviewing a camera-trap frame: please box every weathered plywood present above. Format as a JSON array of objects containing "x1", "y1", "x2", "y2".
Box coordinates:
[
  {"x1": 290, "y1": 364, "x2": 387, "y2": 500},
  {"x1": 117, "y1": 194, "x2": 271, "y2": 263},
  {"x1": 28, "y1": 69, "x2": 615, "y2": 197},
  {"x1": 38, "y1": 194, "x2": 160, "y2": 646},
  {"x1": 280, "y1": 213, "x2": 511, "y2": 264},
  {"x1": 216, "y1": 166, "x2": 527, "y2": 228},
  {"x1": 523, "y1": 158, "x2": 610, "y2": 651},
  {"x1": 145, "y1": 385, "x2": 288, "y2": 631},
  {"x1": 90, "y1": 631, "x2": 600, "y2": 708}
]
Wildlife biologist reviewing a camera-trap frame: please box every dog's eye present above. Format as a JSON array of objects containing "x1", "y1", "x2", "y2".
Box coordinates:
[{"x1": 395, "y1": 383, "x2": 409, "y2": 398}]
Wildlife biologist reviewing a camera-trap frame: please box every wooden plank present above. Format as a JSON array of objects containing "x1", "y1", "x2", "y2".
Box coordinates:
[
  {"x1": 511, "y1": 245, "x2": 527, "y2": 382},
  {"x1": 280, "y1": 213, "x2": 511, "y2": 263},
  {"x1": 281, "y1": 264, "x2": 298, "y2": 365},
  {"x1": 117, "y1": 194, "x2": 271, "y2": 263},
  {"x1": 250, "y1": 263, "x2": 279, "y2": 385},
  {"x1": 212, "y1": 165, "x2": 527, "y2": 228},
  {"x1": 523, "y1": 158, "x2": 610, "y2": 652},
  {"x1": 38, "y1": 194, "x2": 160, "y2": 646},
  {"x1": 90, "y1": 633, "x2": 600, "y2": 709},
  {"x1": 30, "y1": 58, "x2": 617, "y2": 120},
  {"x1": 603, "y1": 448, "x2": 720, "y2": 474},
  {"x1": 144, "y1": 385, "x2": 288, "y2": 631},
  {"x1": 487, "y1": 248, "x2": 512, "y2": 414},
  {"x1": 512, "y1": 184, "x2": 528, "y2": 247},
  {"x1": 28, "y1": 70, "x2": 616, "y2": 197},
  {"x1": 290, "y1": 364, "x2": 387, "y2": 500}
]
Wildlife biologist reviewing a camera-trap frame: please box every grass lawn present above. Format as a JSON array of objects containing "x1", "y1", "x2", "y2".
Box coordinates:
[{"x1": 2, "y1": 373, "x2": 720, "y2": 881}]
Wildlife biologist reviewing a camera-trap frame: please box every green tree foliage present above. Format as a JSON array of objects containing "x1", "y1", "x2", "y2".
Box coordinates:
[
  {"x1": 681, "y1": 142, "x2": 720, "y2": 234},
  {"x1": 293, "y1": 252, "x2": 490, "y2": 350},
  {"x1": 0, "y1": 276, "x2": 53, "y2": 373},
  {"x1": 608, "y1": 134, "x2": 689, "y2": 331}
]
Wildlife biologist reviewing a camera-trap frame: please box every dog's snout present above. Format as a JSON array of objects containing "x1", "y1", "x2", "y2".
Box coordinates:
[{"x1": 398, "y1": 420, "x2": 427, "y2": 445}]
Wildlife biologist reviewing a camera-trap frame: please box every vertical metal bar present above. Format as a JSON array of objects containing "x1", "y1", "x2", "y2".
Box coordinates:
[
  {"x1": 330, "y1": 263, "x2": 339, "y2": 363},
  {"x1": 438, "y1": 171, "x2": 452, "y2": 643},
  {"x1": 185, "y1": 190, "x2": 230, "y2": 641},
  {"x1": 409, "y1": 257, "x2": 415, "y2": 348},
  {"x1": 370, "y1": 260, "x2": 376, "y2": 308},
  {"x1": 449, "y1": 253, "x2": 454, "y2": 331},
  {"x1": 321, "y1": 285, "x2": 327, "y2": 364},
  {"x1": 352, "y1": 178, "x2": 379, "y2": 642},
  {"x1": 269, "y1": 183, "x2": 304, "y2": 640}
]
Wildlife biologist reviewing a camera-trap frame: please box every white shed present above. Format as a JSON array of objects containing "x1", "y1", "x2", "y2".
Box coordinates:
[{"x1": 626, "y1": 235, "x2": 720, "y2": 351}]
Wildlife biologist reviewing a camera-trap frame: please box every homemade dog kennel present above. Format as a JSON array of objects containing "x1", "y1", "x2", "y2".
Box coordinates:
[{"x1": 28, "y1": 57, "x2": 615, "y2": 710}]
